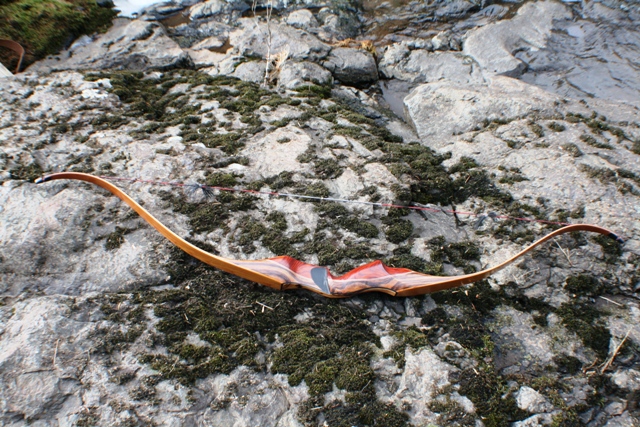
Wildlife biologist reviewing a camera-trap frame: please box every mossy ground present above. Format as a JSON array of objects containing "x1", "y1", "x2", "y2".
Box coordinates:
[
  {"x1": 0, "y1": 0, "x2": 116, "y2": 70},
  {"x1": 78, "y1": 70, "x2": 633, "y2": 425}
]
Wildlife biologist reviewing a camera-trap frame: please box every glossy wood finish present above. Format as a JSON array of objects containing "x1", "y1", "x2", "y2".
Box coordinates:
[{"x1": 36, "y1": 173, "x2": 624, "y2": 298}]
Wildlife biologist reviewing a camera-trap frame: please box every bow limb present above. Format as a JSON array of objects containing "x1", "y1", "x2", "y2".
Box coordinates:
[
  {"x1": 36, "y1": 172, "x2": 285, "y2": 290},
  {"x1": 35, "y1": 173, "x2": 624, "y2": 298}
]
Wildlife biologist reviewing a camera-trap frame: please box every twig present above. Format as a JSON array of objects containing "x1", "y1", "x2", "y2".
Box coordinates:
[
  {"x1": 256, "y1": 301, "x2": 274, "y2": 312},
  {"x1": 598, "y1": 296, "x2": 623, "y2": 307},
  {"x1": 600, "y1": 328, "x2": 632, "y2": 374},
  {"x1": 554, "y1": 241, "x2": 573, "y2": 266},
  {"x1": 53, "y1": 339, "x2": 60, "y2": 368},
  {"x1": 263, "y1": 0, "x2": 273, "y2": 87}
]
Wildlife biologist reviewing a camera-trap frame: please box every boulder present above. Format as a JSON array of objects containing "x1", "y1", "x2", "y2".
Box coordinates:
[
  {"x1": 189, "y1": 0, "x2": 249, "y2": 19},
  {"x1": 231, "y1": 19, "x2": 331, "y2": 62},
  {"x1": 463, "y1": 0, "x2": 571, "y2": 77},
  {"x1": 277, "y1": 61, "x2": 332, "y2": 89},
  {"x1": 27, "y1": 19, "x2": 190, "y2": 72},
  {"x1": 285, "y1": 9, "x2": 319, "y2": 29},
  {"x1": 232, "y1": 61, "x2": 266, "y2": 83},
  {"x1": 404, "y1": 76, "x2": 560, "y2": 145},
  {"x1": 378, "y1": 48, "x2": 484, "y2": 85},
  {"x1": 323, "y1": 47, "x2": 378, "y2": 87}
]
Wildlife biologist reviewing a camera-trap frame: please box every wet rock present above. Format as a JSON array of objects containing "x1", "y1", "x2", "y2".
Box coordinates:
[
  {"x1": 27, "y1": 19, "x2": 190, "y2": 72},
  {"x1": 277, "y1": 60, "x2": 333, "y2": 89},
  {"x1": 463, "y1": 0, "x2": 571, "y2": 77},
  {"x1": 322, "y1": 47, "x2": 378, "y2": 87}
]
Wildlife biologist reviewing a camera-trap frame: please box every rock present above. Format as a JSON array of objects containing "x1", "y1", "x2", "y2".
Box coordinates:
[
  {"x1": 404, "y1": 76, "x2": 560, "y2": 145},
  {"x1": 191, "y1": 36, "x2": 228, "y2": 51},
  {"x1": 277, "y1": 60, "x2": 332, "y2": 89},
  {"x1": 315, "y1": 6, "x2": 362, "y2": 41},
  {"x1": 611, "y1": 369, "x2": 640, "y2": 391},
  {"x1": 518, "y1": 3, "x2": 640, "y2": 108},
  {"x1": 232, "y1": 61, "x2": 266, "y2": 83},
  {"x1": 373, "y1": 348, "x2": 458, "y2": 425},
  {"x1": 189, "y1": 0, "x2": 249, "y2": 19},
  {"x1": 431, "y1": 30, "x2": 459, "y2": 51},
  {"x1": 512, "y1": 414, "x2": 554, "y2": 427},
  {"x1": 322, "y1": 47, "x2": 378, "y2": 87},
  {"x1": 285, "y1": 9, "x2": 319, "y2": 29},
  {"x1": 240, "y1": 126, "x2": 312, "y2": 177},
  {"x1": 231, "y1": 19, "x2": 331, "y2": 62},
  {"x1": 378, "y1": 49, "x2": 484, "y2": 84},
  {"x1": 27, "y1": 19, "x2": 190, "y2": 72},
  {"x1": 515, "y1": 386, "x2": 554, "y2": 413},
  {"x1": 463, "y1": 0, "x2": 571, "y2": 77}
]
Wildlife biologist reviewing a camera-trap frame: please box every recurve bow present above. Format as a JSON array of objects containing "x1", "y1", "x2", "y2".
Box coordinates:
[{"x1": 36, "y1": 172, "x2": 624, "y2": 298}]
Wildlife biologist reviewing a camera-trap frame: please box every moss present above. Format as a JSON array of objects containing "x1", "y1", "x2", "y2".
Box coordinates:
[
  {"x1": 556, "y1": 302, "x2": 611, "y2": 359},
  {"x1": 457, "y1": 365, "x2": 527, "y2": 426},
  {"x1": 316, "y1": 202, "x2": 379, "y2": 238},
  {"x1": 206, "y1": 172, "x2": 239, "y2": 188},
  {"x1": 294, "y1": 181, "x2": 330, "y2": 198},
  {"x1": 383, "y1": 327, "x2": 430, "y2": 368},
  {"x1": 294, "y1": 83, "x2": 332, "y2": 100},
  {"x1": 580, "y1": 133, "x2": 613, "y2": 149},
  {"x1": 550, "y1": 409, "x2": 582, "y2": 427},
  {"x1": 562, "y1": 143, "x2": 583, "y2": 157},
  {"x1": 592, "y1": 234, "x2": 623, "y2": 264},
  {"x1": 553, "y1": 355, "x2": 582, "y2": 375},
  {"x1": 528, "y1": 121, "x2": 545, "y2": 138},
  {"x1": 313, "y1": 158, "x2": 343, "y2": 179},
  {"x1": 384, "y1": 246, "x2": 441, "y2": 275},
  {"x1": 104, "y1": 226, "x2": 135, "y2": 251},
  {"x1": 0, "y1": 0, "x2": 116, "y2": 68},
  {"x1": 427, "y1": 236, "x2": 480, "y2": 274},
  {"x1": 91, "y1": 114, "x2": 128, "y2": 130},
  {"x1": 9, "y1": 161, "x2": 43, "y2": 181},
  {"x1": 564, "y1": 274, "x2": 604, "y2": 297},
  {"x1": 632, "y1": 140, "x2": 640, "y2": 155},
  {"x1": 383, "y1": 218, "x2": 413, "y2": 244},
  {"x1": 547, "y1": 122, "x2": 566, "y2": 132}
]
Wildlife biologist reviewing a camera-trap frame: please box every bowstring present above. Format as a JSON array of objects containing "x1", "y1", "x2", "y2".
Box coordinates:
[{"x1": 97, "y1": 175, "x2": 572, "y2": 227}]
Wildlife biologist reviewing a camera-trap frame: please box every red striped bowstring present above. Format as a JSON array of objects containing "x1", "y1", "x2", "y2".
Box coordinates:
[{"x1": 98, "y1": 175, "x2": 572, "y2": 227}]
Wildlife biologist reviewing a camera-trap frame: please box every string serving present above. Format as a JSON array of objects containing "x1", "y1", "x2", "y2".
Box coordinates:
[{"x1": 96, "y1": 175, "x2": 572, "y2": 227}]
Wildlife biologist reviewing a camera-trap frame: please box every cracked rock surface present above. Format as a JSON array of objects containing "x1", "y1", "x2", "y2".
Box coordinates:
[{"x1": 1, "y1": 0, "x2": 640, "y2": 426}]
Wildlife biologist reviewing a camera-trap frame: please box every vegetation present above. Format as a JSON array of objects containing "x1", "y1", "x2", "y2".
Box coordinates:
[{"x1": 0, "y1": 0, "x2": 116, "y2": 69}]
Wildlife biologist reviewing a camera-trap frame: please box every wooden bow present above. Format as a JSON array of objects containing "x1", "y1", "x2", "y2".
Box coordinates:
[{"x1": 36, "y1": 172, "x2": 624, "y2": 298}]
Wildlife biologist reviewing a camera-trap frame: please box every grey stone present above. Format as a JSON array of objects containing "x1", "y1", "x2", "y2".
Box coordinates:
[
  {"x1": 322, "y1": 47, "x2": 378, "y2": 87},
  {"x1": 231, "y1": 19, "x2": 331, "y2": 62},
  {"x1": 277, "y1": 61, "x2": 332, "y2": 89},
  {"x1": 189, "y1": 0, "x2": 249, "y2": 19},
  {"x1": 378, "y1": 49, "x2": 484, "y2": 84},
  {"x1": 27, "y1": 19, "x2": 190, "y2": 72},
  {"x1": 285, "y1": 9, "x2": 318, "y2": 29},
  {"x1": 515, "y1": 386, "x2": 554, "y2": 413},
  {"x1": 404, "y1": 76, "x2": 560, "y2": 145},
  {"x1": 463, "y1": 0, "x2": 572, "y2": 77},
  {"x1": 232, "y1": 61, "x2": 266, "y2": 83}
]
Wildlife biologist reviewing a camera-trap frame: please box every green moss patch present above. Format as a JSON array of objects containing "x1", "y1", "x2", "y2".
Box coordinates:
[
  {"x1": 96, "y1": 249, "x2": 407, "y2": 424},
  {"x1": 0, "y1": 0, "x2": 116, "y2": 68}
]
